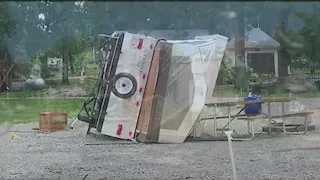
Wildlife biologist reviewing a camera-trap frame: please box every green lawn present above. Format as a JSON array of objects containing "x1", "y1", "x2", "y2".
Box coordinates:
[
  {"x1": 0, "y1": 99, "x2": 83, "y2": 124},
  {"x1": 2, "y1": 83, "x2": 320, "y2": 125},
  {"x1": 0, "y1": 77, "x2": 94, "y2": 125}
]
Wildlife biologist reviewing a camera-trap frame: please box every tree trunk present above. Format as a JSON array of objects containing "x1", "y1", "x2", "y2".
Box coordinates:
[
  {"x1": 278, "y1": 7, "x2": 291, "y2": 77},
  {"x1": 61, "y1": 51, "x2": 70, "y2": 85},
  {"x1": 70, "y1": 52, "x2": 75, "y2": 76},
  {"x1": 234, "y1": 2, "x2": 248, "y2": 92},
  {"x1": 308, "y1": 32, "x2": 316, "y2": 75},
  {"x1": 40, "y1": 53, "x2": 49, "y2": 78}
]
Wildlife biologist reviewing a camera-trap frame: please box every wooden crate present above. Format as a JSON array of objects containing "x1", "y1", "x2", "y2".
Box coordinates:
[{"x1": 39, "y1": 112, "x2": 68, "y2": 132}]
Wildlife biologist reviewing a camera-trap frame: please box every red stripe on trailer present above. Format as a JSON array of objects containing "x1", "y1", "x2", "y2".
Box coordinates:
[
  {"x1": 139, "y1": 87, "x2": 143, "y2": 93},
  {"x1": 128, "y1": 131, "x2": 133, "y2": 137},
  {"x1": 135, "y1": 101, "x2": 140, "y2": 107},
  {"x1": 116, "y1": 124, "x2": 123, "y2": 136},
  {"x1": 137, "y1": 39, "x2": 143, "y2": 49},
  {"x1": 150, "y1": 44, "x2": 153, "y2": 49},
  {"x1": 142, "y1": 74, "x2": 146, "y2": 79}
]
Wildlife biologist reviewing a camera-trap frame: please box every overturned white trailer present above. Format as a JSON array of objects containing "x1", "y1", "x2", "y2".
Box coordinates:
[{"x1": 78, "y1": 31, "x2": 228, "y2": 143}]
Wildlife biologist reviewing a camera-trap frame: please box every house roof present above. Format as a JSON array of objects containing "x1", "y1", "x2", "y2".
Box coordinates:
[
  {"x1": 227, "y1": 28, "x2": 280, "y2": 49},
  {"x1": 136, "y1": 29, "x2": 210, "y2": 40}
]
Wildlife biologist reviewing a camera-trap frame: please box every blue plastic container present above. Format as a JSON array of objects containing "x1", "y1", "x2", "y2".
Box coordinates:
[{"x1": 244, "y1": 96, "x2": 262, "y2": 115}]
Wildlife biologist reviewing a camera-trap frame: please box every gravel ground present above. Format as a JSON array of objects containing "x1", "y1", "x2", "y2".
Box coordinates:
[{"x1": 2, "y1": 98, "x2": 320, "y2": 180}]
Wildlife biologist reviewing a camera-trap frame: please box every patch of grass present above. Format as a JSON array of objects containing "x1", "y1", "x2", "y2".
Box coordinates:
[
  {"x1": 0, "y1": 76, "x2": 97, "y2": 98},
  {"x1": 264, "y1": 92, "x2": 320, "y2": 98},
  {"x1": 45, "y1": 77, "x2": 85, "y2": 86},
  {"x1": 0, "y1": 99, "x2": 83, "y2": 124},
  {"x1": 213, "y1": 85, "x2": 247, "y2": 97},
  {"x1": 213, "y1": 85, "x2": 320, "y2": 98},
  {"x1": 0, "y1": 89, "x2": 49, "y2": 98}
]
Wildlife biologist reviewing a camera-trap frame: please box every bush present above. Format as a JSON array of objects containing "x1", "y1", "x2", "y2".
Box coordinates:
[
  {"x1": 217, "y1": 56, "x2": 235, "y2": 85},
  {"x1": 84, "y1": 77, "x2": 99, "y2": 96},
  {"x1": 217, "y1": 55, "x2": 262, "y2": 85}
]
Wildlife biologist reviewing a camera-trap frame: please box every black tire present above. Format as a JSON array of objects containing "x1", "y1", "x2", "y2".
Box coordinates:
[{"x1": 111, "y1": 73, "x2": 137, "y2": 99}]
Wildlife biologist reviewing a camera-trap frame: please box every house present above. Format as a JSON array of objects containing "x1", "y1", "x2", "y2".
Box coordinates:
[
  {"x1": 136, "y1": 29, "x2": 210, "y2": 40},
  {"x1": 47, "y1": 57, "x2": 63, "y2": 69},
  {"x1": 225, "y1": 28, "x2": 283, "y2": 76}
]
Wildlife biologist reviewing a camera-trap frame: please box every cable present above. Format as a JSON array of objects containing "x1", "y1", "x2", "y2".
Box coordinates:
[{"x1": 225, "y1": 131, "x2": 238, "y2": 180}]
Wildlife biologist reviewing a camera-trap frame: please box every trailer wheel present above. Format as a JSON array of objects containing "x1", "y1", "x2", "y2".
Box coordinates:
[{"x1": 111, "y1": 73, "x2": 137, "y2": 99}]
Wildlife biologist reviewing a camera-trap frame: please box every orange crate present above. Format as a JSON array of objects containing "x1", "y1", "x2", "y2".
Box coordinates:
[{"x1": 39, "y1": 112, "x2": 68, "y2": 132}]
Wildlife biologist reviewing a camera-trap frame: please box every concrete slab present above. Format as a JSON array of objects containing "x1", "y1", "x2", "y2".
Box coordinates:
[
  {"x1": 262, "y1": 124, "x2": 316, "y2": 133},
  {"x1": 194, "y1": 97, "x2": 320, "y2": 139}
]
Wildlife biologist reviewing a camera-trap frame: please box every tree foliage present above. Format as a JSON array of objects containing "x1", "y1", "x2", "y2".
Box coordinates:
[
  {"x1": 293, "y1": 12, "x2": 320, "y2": 69},
  {"x1": 0, "y1": 2, "x2": 16, "y2": 58},
  {"x1": 0, "y1": 1, "x2": 319, "y2": 83}
]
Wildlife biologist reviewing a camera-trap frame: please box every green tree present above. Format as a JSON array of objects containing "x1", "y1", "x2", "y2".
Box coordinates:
[
  {"x1": 30, "y1": 1, "x2": 93, "y2": 83},
  {"x1": 0, "y1": 2, "x2": 16, "y2": 58},
  {"x1": 292, "y1": 11, "x2": 320, "y2": 74}
]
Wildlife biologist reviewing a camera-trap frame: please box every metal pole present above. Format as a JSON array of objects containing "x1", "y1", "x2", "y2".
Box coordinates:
[
  {"x1": 228, "y1": 106, "x2": 231, "y2": 131},
  {"x1": 214, "y1": 104, "x2": 217, "y2": 137},
  {"x1": 268, "y1": 102, "x2": 271, "y2": 133},
  {"x1": 99, "y1": 3, "x2": 102, "y2": 34}
]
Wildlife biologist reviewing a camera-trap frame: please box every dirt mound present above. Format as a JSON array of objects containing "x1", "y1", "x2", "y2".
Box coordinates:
[{"x1": 48, "y1": 86, "x2": 87, "y2": 97}]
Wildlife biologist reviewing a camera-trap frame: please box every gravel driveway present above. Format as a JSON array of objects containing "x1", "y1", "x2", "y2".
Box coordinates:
[{"x1": 2, "y1": 98, "x2": 320, "y2": 180}]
